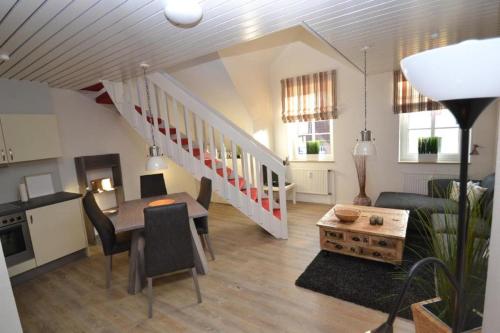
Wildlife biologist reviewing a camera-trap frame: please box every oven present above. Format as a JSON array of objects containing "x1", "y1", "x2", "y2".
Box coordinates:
[{"x1": 0, "y1": 211, "x2": 34, "y2": 267}]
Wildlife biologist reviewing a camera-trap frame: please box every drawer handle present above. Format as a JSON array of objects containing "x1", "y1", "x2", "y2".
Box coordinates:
[
  {"x1": 378, "y1": 240, "x2": 388, "y2": 247},
  {"x1": 9, "y1": 149, "x2": 13, "y2": 160},
  {"x1": 30, "y1": 215, "x2": 33, "y2": 224},
  {"x1": 335, "y1": 244, "x2": 343, "y2": 250},
  {"x1": 352, "y1": 236, "x2": 360, "y2": 242},
  {"x1": 1, "y1": 150, "x2": 5, "y2": 161},
  {"x1": 373, "y1": 251, "x2": 381, "y2": 258}
]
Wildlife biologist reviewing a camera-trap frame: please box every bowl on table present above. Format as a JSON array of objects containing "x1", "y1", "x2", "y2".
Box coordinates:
[{"x1": 334, "y1": 208, "x2": 361, "y2": 222}]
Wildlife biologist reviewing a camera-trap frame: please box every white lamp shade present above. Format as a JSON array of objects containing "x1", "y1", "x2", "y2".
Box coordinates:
[
  {"x1": 353, "y1": 141, "x2": 376, "y2": 156},
  {"x1": 400, "y1": 38, "x2": 500, "y2": 101},
  {"x1": 164, "y1": 0, "x2": 202, "y2": 26},
  {"x1": 146, "y1": 156, "x2": 168, "y2": 171}
]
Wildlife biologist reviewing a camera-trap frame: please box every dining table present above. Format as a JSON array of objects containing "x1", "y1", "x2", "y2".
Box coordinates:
[{"x1": 111, "y1": 192, "x2": 209, "y2": 295}]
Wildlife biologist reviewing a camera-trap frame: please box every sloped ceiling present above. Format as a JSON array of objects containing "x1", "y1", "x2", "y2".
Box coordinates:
[{"x1": 0, "y1": 0, "x2": 498, "y2": 89}]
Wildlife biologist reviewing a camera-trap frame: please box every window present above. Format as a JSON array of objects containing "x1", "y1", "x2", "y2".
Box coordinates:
[
  {"x1": 288, "y1": 119, "x2": 334, "y2": 161},
  {"x1": 399, "y1": 109, "x2": 464, "y2": 162}
]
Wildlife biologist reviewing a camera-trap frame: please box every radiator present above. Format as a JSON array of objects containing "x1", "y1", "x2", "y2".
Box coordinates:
[
  {"x1": 402, "y1": 172, "x2": 457, "y2": 195},
  {"x1": 291, "y1": 169, "x2": 333, "y2": 195}
]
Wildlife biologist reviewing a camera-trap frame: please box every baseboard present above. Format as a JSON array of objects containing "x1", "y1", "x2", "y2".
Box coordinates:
[{"x1": 10, "y1": 249, "x2": 87, "y2": 286}]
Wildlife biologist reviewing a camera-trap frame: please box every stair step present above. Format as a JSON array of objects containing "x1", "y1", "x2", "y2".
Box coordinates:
[
  {"x1": 169, "y1": 127, "x2": 176, "y2": 135},
  {"x1": 81, "y1": 82, "x2": 104, "y2": 92},
  {"x1": 173, "y1": 137, "x2": 189, "y2": 145},
  {"x1": 96, "y1": 92, "x2": 113, "y2": 104},
  {"x1": 229, "y1": 177, "x2": 245, "y2": 190}
]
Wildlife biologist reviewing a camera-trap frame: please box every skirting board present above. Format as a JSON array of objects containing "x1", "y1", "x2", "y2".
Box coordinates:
[{"x1": 10, "y1": 250, "x2": 87, "y2": 286}]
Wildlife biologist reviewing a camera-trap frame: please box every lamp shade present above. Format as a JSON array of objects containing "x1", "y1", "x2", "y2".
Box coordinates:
[
  {"x1": 353, "y1": 141, "x2": 376, "y2": 156},
  {"x1": 400, "y1": 38, "x2": 500, "y2": 101},
  {"x1": 146, "y1": 156, "x2": 168, "y2": 171}
]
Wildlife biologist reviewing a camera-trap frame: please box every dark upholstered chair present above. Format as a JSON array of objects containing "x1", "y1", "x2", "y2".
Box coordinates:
[
  {"x1": 143, "y1": 203, "x2": 202, "y2": 318},
  {"x1": 140, "y1": 173, "x2": 167, "y2": 198},
  {"x1": 82, "y1": 191, "x2": 131, "y2": 288},
  {"x1": 194, "y1": 177, "x2": 214, "y2": 260}
]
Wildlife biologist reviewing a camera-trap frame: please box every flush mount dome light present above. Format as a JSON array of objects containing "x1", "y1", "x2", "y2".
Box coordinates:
[{"x1": 164, "y1": 0, "x2": 202, "y2": 27}]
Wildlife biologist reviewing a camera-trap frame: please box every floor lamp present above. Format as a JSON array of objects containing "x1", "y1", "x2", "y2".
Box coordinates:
[{"x1": 369, "y1": 37, "x2": 500, "y2": 333}]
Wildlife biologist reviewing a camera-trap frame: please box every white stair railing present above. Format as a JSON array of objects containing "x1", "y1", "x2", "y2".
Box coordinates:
[{"x1": 102, "y1": 71, "x2": 288, "y2": 239}]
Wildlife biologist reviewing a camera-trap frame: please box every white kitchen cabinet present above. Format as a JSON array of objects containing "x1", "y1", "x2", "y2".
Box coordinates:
[
  {"x1": 0, "y1": 114, "x2": 62, "y2": 163},
  {"x1": 26, "y1": 199, "x2": 87, "y2": 266},
  {"x1": 0, "y1": 118, "x2": 7, "y2": 165}
]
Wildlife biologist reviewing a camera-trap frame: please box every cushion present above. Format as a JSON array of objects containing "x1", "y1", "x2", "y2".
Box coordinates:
[
  {"x1": 432, "y1": 213, "x2": 490, "y2": 239},
  {"x1": 449, "y1": 181, "x2": 487, "y2": 210},
  {"x1": 375, "y1": 192, "x2": 458, "y2": 214}
]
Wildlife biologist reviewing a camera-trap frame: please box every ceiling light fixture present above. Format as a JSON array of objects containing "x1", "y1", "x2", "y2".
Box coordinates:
[{"x1": 164, "y1": 0, "x2": 202, "y2": 27}]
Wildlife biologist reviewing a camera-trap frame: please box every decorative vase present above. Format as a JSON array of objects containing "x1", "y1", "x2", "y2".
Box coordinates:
[
  {"x1": 411, "y1": 298, "x2": 481, "y2": 333},
  {"x1": 418, "y1": 153, "x2": 438, "y2": 163},
  {"x1": 353, "y1": 154, "x2": 371, "y2": 206}
]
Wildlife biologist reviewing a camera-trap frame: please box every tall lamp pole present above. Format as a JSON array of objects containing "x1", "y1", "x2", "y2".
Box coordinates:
[{"x1": 369, "y1": 38, "x2": 500, "y2": 333}]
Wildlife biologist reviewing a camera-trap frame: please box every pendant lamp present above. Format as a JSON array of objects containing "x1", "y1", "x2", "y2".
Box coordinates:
[
  {"x1": 353, "y1": 46, "x2": 376, "y2": 206},
  {"x1": 141, "y1": 63, "x2": 168, "y2": 171}
]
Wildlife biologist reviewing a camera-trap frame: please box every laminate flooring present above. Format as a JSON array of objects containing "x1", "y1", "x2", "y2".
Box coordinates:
[{"x1": 13, "y1": 202, "x2": 415, "y2": 333}]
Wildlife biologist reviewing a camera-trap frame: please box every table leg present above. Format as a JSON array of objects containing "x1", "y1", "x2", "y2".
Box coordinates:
[
  {"x1": 189, "y1": 218, "x2": 208, "y2": 275},
  {"x1": 293, "y1": 187, "x2": 297, "y2": 204},
  {"x1": 127, "y1": 230, "x2": 145, "y2": 295}
]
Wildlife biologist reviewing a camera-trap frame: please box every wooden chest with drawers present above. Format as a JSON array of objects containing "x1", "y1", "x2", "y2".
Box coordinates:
[{"x1": 316, "y1": 204, "x2": 409, "y2": 265}]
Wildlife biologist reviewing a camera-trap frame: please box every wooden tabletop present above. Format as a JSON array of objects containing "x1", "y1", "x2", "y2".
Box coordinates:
[
  {"x1": 112, "y1": 192, "x2": 208, "y2": 233},
  {"x1": 316, "y1": 204, "x2": 409, "y2": 239}
]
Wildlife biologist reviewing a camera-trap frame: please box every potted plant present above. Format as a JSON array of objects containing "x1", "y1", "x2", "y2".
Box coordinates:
[
  {"x1": 306, "y1": 140, "x2": 320, "y2": 155},
  {"x1": 410, "y1": 199, "x2": 490, "y2": 333},
  {"x1": 418, "y1": 136, "x2": 441, "y2": 163}
]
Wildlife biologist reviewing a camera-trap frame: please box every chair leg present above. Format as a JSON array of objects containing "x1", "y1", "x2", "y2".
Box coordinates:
[
  {"x1": 191, "y1": 268, "x2": 202, "y2": 303},
  {"x1": 147, "y1": 277, "x2": 153, "y2": 318},
  {"x1": 105, "y1": 255, "x2": 112, "y2": 289},
  {"x1": 203, "y1": 234, "x2": 215, "y2": 261}
]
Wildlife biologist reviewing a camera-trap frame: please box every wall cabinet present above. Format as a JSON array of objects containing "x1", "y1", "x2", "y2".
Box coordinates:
[
  {"x1": 26, "y1": 199, "x2": 87, "y2": 266},
  {"x1": 0, "y1": 114, "x2": 62, "y2": 164}
]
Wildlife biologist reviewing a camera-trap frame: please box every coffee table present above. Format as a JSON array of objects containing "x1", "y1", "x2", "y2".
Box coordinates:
[{"x1": 316, "y1": 204, "x2": 409, "y2": 265}]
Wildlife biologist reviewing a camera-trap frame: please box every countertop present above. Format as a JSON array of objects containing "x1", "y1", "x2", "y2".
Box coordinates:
[{"x1": 0, "y1": 192, "x2": 82, "y2": 215}]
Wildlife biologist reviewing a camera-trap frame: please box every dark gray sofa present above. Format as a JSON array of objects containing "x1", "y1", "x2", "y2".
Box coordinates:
[{"x1": 375, "y1": 173, "x2": 495, "y2": 238}]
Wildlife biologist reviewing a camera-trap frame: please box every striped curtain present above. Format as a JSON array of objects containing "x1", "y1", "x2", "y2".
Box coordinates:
[
  {"x1": 393, "y1": 70, "x2": 442, "y2": 113},
  {"x1": 280, "y1": 70, "x2": 337, "y2": 123}
]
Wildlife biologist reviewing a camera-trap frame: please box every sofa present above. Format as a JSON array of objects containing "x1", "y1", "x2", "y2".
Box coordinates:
[{"x1": 374, "y1": 173, "x2": 495, "y2": 238}]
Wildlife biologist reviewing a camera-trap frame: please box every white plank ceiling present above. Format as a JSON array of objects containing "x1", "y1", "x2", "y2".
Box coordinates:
[{"x1": 0, "y1": 0, "x2": 498, "y2": 89}]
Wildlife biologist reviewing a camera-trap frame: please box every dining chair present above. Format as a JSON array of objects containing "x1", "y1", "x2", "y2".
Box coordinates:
[
  {"x1": 194, "y1": 177, "x2": 214, "y2": 260},
  {"x1": 140, "y1": 173, "x2": 167, "y2": 198},
  {"x1": 82, "y1": 191, "x2": 132, "y2": 288},
  {"x1": 143, "y1": 203, "x2": 202, "y2": 318}
]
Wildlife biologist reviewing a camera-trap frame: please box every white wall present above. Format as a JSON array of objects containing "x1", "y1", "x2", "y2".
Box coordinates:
[
  {"x1": 482, "y1": 101, "x2": 500, "y2": 333},
  {"x1": 0, "y1": 245, "x2": 22, "y2": 333},
  {"x1": 51, "y1": 88, "x2": 198, "y2": 201}
]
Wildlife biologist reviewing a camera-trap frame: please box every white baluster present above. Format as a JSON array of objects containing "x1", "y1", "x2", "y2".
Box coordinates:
[
  {"x1": 195, "y1": 116, "x2": 206, "y2": 177},
  {"x1": 241, "y1": 150, "x2": 251, "y2": 215},
  {"x1": 278, "y1": 170, "x2": 288, "y2": 238},
  {"x1": 172, "y1": 99, "x2": 183, "y2": 163},
  {"x1": 184, "y1": 108, "x2": 194, "y2": 162},
  {"x1": 231, "y1": 142, "x2": 240, "y2": 207},
  {"x1": 219, "y1": 134, "x2": 229, "y2": 198},
  {"x1": 266, "y1": 165, "x2": 274, "y2": 217},
  {"x1": 208, "y1": 126, "x2": 217, "y2": 182}
]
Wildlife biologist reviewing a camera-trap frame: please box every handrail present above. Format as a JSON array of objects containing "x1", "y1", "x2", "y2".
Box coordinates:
[{"x1": 147, "y1": 71, "x2": 285, "y2": 176}]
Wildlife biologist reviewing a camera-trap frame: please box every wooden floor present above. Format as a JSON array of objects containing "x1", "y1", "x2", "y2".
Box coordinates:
[{"x1": 14, "y1": 202, "x2": 415, "y2": 333}]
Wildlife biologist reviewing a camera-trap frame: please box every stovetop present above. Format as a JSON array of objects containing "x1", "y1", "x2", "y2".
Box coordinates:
[{"x1": 0, "y1": 202, "x2": 23, "y2": 216}]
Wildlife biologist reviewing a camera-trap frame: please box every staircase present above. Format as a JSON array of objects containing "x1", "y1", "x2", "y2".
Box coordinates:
[{"x1": 80, "y1": 72, "x2": 288, "y2": 239}]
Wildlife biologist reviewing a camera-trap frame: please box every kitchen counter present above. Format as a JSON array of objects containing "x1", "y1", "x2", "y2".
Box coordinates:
[{"x1": 0, "y1": 192, "x2": 82, "y2": 215}]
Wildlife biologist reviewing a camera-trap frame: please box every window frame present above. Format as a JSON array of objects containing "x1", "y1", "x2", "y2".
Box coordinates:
[
  {"x1": 399, "y1": 109, "x2": 467, "y2": 163},
  {"x1": 288, "y1": 119, "x2": 335, "y2": 162}
]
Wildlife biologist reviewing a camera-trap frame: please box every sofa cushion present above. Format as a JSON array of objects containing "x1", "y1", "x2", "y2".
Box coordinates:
[
  {"x1": 431, "y1": 213, "x2": 490, "y2": 239},
  {"x1": 480, "y1": 173, "x2": 495, "y2": 216},
  {"x1": 375, "y1": 192, "x2": 458, "y2": 214}
]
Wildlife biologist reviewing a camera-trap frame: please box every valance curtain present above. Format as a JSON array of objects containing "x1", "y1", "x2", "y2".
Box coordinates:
[
  {"x1": 393, "y1": 70, "x2": 443, "y2": 114},
  {"x1": 280, "y1": 70, "x2": 337, "y2": 123}
]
